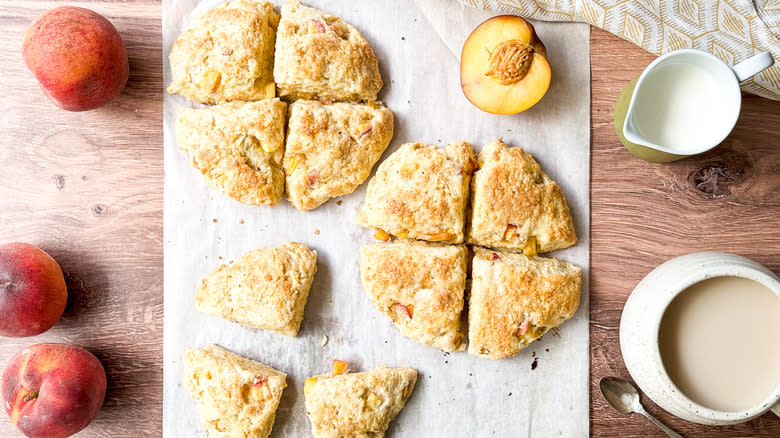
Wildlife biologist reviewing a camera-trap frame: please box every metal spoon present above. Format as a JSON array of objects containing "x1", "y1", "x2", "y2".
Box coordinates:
[{"x1": 599, "y1": 376, "x2": 684, "y2": 438}]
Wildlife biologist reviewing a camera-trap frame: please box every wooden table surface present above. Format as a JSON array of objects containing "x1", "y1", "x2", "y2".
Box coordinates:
[{"x1": 0, "y1": 2, "x2": 778, "y2": 437}]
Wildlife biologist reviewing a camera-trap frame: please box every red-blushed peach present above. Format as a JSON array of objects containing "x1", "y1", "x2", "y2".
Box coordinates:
[
  {"x1": 460, "y1": 15, "x2": 551, "y2": 114},
  {"x1": 22, "y1": 7, "x2": 129, "y2": 111},
  {"x1": 2, "y1": 343, "x2": 107, "y2": 438},
  {"x1": 0, "y1": 243, "x2": 67, "y2": 337}
]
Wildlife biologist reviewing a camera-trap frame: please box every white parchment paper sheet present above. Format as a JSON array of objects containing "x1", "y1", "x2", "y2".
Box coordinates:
[{"x1": 163, "y1": 1, "x2": 591, "y2": 436}]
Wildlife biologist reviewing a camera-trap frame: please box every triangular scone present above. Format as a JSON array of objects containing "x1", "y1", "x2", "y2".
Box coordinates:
[
  {"x1": 283, "y1": 100, "x2": 394, "y2": 210},
  {"x1": 273, "y1": 0, "x2": 383, "y2": 101},
  {"x1": 167, "y1": 1, "x2": 279, "y2": 104},
  {"x1": 176, "y1": 99, "x2": 287, "y2": 206},
  {"x1": 468, "y1": 247, "x2": 582, "y2": 359},
  {"x1": 183, "y1": 344, "x2": 287, "y2": 438},
  {"x1": 195, "y1": 242, "x2": 317, "y2": 337},
  {"x1": 467, "y1": 138, "x2": 577, "y2": 253},
  {"x1": 360, "y1": 241, "x2": 467, "y2": 352},
  {"x1": 357, "y1": 142, "x2": 475, "y2": 244},
  {"x1": 304, "y1": 366, "x2": 417, "y2": 438}
]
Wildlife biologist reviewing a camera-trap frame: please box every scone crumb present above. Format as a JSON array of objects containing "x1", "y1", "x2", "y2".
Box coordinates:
[
  {"x1": 321, "y1": 335, "x2": 328, "y2": 347},
  {"x1": 239, "y1": 219, "x2": 245, "y2": 224}
]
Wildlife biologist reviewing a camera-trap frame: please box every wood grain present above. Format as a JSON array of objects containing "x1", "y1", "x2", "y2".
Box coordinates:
[
  {"x1": 590, "y1": 27, "x2": 780, "y2": 437},
  {"x1": 0, "y1": 1, "x2": 162, "y2": 437}
]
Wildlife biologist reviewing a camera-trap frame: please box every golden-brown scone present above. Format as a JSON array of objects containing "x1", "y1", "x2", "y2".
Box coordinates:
[
  {"x1": 468, "y1": 247, "x2": 582, "y2": 359},
  {"x1": 195, "y1": 242, "x2": 317, "y2": 337},
  {"x1": 304, "y1": 365, "x2": 417, "y2": 438},
  {"x1": 176, "y1": 99, "x2": 287, "y2": 206},
  {"x1": 467, "y1": 138, "x2": 577, "y2": 253},
  {"x1": 183, "y1": 344, "x2": 287, "y2": 438},
  {"x1": 283, "y1": 100, "x2": 394, "y2": 210},
  {"x1": 356, "y1": 142, "x2": 475, "y2": 244},
  {"x1": 167, "y1": 1, "x2": 279, "y2": 104},
  {"x1": 360, "y1": 241, "x2": 466, "y2": 352},
  {"x1": 273, "y1": 0, "x2": 383, "y2": 102}
]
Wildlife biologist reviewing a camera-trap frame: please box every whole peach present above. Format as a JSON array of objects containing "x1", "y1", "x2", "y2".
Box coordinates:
[
  {"x1": 2, "y1": 344, "x2": 107, "y2": 438},
  {"x1": 0, "y1": 243, "x2": 67, "y2": 337},
  {"x1": 22, "y1": 7, "x2": 129, "y2": 111}
]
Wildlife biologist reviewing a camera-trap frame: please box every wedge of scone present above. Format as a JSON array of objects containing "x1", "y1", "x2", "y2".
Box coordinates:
[
  {"x1": 467, "y1": 138, "x2": 577, "y2": 254},
  {"x1": 167, "y1": 0, "x2": 279, "y2": 104},
  {"x1": 304, "y1": 362, "x2": 417, "y2": 438},
  {"x1": 274, "y1": 0, "x2": 383, "y2": 101},
  {"x1": 176, "y1": 99, "x2": 287, "y2": 206},
  {"x1": 283, "y1": 100, "x2": 394, "y2": 210},
  {"x1": 360, "y1": 241, "x2": 467, "y2": 352},
  {"x1": 357, "y1": 142, "x2": 475, "y2": 244},
  {"x1": 195, "y1": 242, "x2": 317, "y2": 337},
  {"x1": 468, "y1": 247, "x2": 582, "y2": 360},
  {"x1": 183, "y1": 344, "x2": 287, "y2": 438}
]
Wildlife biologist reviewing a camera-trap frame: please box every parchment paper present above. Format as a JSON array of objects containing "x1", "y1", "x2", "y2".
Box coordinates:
[{"x1": 163, "y1": 1, "x2": 591, "y2": 436}]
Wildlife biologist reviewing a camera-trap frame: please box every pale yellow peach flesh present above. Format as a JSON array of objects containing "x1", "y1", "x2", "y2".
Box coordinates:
[{"x1": 460, "y1": 15, "x2": 551, "y2": 115}]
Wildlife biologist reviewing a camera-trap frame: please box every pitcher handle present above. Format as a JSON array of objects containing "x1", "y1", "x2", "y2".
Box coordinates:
[{"x1": 732, "y1": 52, "x2": 774, "y2": 82}]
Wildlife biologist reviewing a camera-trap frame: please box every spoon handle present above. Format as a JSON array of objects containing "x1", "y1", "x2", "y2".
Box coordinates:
[{"x1": 640, "y1": 411, "x2": 684, "y2": 438}]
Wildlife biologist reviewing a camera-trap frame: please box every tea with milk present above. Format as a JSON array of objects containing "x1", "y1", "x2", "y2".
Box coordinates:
[{"x1": 658, "y1": 276, "x2": 780, "y2": 412}]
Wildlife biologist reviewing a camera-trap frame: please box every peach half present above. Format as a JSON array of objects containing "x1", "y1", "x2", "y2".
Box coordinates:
[{"x1": 460, "y1": 16, "x2": 551, "y2": 115}]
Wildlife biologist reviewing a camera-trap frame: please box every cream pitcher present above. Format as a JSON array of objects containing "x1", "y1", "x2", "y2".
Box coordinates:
[{"x1": 618, "y1": 49, "x2": 774, "y2": 162}]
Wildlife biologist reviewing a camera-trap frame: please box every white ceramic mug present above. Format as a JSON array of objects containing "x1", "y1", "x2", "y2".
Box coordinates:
[
  {"x1": 620, "y1": 252, "x2": 780, "y2": 425},
  {"x1": 622, "y1": 49, "x2": 774, "y2": 160}
]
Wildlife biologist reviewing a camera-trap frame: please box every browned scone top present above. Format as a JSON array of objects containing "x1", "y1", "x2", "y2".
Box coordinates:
[
  {"x1": 357, "y1": 141, "x2": 476, "y2": 244},
  {"x1": 468, "y1": 247, "x2": 582, "y2": 359},
  {"x1": 360, "y1": 240, "x2": 467, "y2": 352},
  {"x1": 467, "y1": 138, "x2": 577, "y2": 253},
  {"x1": 175, "y1": 99, "x2": 287, "y2": 206},
  {"x1": 167, "y1": 0, "x2": 279, "y2": 104},
  {"x1": 273, "y1": 0, "x2": 383, "y2": 102},
  {"x1": 284, "y1": 100, "x2": 394, "y2": 210}
]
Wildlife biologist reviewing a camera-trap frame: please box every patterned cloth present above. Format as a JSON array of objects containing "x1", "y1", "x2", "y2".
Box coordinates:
[{"x1": 458, "y1": 0, "x2": 780, "y2": 100}]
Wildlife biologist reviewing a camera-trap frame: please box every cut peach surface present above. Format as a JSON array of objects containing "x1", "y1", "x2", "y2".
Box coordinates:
[{"x1": 461, "y1": 15, "x2": 551, "y2": 115}]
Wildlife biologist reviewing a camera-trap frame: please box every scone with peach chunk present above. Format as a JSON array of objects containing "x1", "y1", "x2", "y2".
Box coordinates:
[
  {"x1": 283, "y1": 100, "x2": 394, "y2": 210},
  {"x1": 195, "y1": 242, "x2": 317, "y2": 337},
  {"x1": 176, "y1": 99, "x2": 287, "y2": 206},
  {"x1": 273, "y1": 0, "x2": 383, "y2": 101},
  {"x1": 360, "y1": 241, "x2": 467, "y2": 352},
  {"x1": 357, "y1": 142, "x2": 475, "y2": 244},
  {"x1": 167, "y1": 0, "x2": 279, "y2": 104},
  {"x1": 468, "y1": 247, "x2": 581, "y2": 359},
  {"x1": 467, "y1": 138, "x2": 576, "y2": 254},
  {"x1": 183, "y1": 344, "x2": 287, "y2": 438},
  {"x1": 304, "y1": 361, "x2": 417, "y2": 438}
]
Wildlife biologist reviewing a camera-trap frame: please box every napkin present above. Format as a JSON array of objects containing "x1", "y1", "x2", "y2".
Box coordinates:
[{"x1": 458, "y1": 0, "x2": 780, "y2": 100}]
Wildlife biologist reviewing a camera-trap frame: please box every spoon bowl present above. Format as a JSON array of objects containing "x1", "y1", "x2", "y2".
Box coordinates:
[
  {"x1": 600, "y1": 376, "x2": 639, "y2": 414},
  {"x1": 599, "y1": 376, "x2": 684, "y2": 438}
]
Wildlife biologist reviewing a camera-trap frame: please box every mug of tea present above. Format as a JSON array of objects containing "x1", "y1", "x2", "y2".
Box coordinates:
[
  {"x1": 620, "y1": 252, "x2": 780, "y2": 425},
  {"x1": 615, "y1": 49, "x2": 774, "y2": 163}
]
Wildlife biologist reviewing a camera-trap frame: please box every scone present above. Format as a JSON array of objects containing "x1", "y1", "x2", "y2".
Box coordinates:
[
  {"x1": 167, "y1": 0, "x2": 279, "y2": 104},
  {"x1": 357, "y1": 142, "x2": 475, "y2": 244},
  {"x1": 273, "y1": 0, "x2": 383, "y2": 101},
  {"x1": 195, "y1": 242, "x2": 317, "y2": 337},
  {"x1": 468, "y1": 247, "x2": 582, "y2": 359},
  {"x1": 304, "y1": 362, "x2": 417, "y2": 438},
  {"x1": 360, "y1": 241, "x2": 467, "y2": 352},
  {"x1": 467, "y1": 138, "x2": 577, "y2": 253},
  {"x1": 176, "y1": 99, "x2": 287, "y2": 206},
  {"x1": 284, "y1": 100, "x2": 394, "y2": 210},
  {"x1": 183, "y1": 344, "x2": 287, "y2": 438}
]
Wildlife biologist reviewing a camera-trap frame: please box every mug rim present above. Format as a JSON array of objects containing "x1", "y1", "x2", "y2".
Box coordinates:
[
  {"x1": 646, "y1": 254, "x2": 780, "y2": 421},
  {"x1": 623, "y1": 48, "x2": 743, "y2": 156}
]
